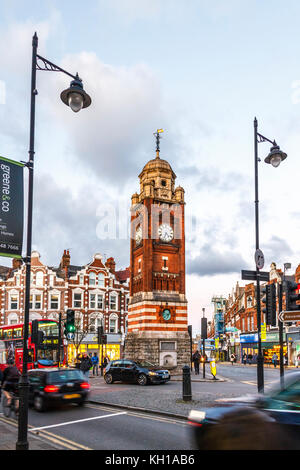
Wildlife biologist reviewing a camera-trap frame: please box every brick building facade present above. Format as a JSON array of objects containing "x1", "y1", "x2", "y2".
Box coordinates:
[{"x1": 0, "y1": 250, "x2": 130, "y2": 337}]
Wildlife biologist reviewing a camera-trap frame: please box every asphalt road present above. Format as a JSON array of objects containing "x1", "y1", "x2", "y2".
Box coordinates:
[
  {"x1": 26, "y1": 403, "x2": 194, "y2": 450},
  {"x1": 0, "y1": 363, "x2": 296, "y2": 450}
]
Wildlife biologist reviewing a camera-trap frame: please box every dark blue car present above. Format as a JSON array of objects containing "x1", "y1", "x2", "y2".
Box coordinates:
[{"x1": 188, "y1": 371, "x2": 300, "y2": 450}]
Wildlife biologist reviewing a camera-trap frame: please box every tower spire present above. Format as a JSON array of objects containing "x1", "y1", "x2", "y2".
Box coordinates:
[{"x1": 153, "y1": 128, "x2": 164, "y2": 158}]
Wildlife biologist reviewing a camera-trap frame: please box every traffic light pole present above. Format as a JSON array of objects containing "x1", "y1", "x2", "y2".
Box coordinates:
[
  {"x1": 278, "y1": 282, "x2": 284, "y2": 390},
  {"x1": 58, "y1": 312, "x2": 62, "y2": 368}
]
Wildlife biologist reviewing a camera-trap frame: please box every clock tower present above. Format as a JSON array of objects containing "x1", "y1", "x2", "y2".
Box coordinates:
[{"x1": 124, "y1": 130, "x2": 190, "y2": 373}]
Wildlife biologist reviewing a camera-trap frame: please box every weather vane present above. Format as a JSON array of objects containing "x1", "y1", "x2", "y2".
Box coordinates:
[{"x1": 153, "y1": 128, "x2": 164, "y2": 158}]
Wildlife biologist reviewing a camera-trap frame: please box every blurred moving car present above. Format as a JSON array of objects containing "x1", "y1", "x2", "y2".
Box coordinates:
[
  {"x1": 188, "y1": 371, "x2": 300, "y2": 450},
  {"x1": 104, "y1": 359, "x2": 170, "y2": 386},
  {"x1": 28, "y1": 368, "x2": 90, "y2": 411}
]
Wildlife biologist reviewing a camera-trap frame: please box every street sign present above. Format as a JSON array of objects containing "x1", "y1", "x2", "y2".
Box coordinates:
[
  {"x1": 278, "y1": 311, "x2": 300, "y2": 323},
  {"x1": 241, "y1": 270, "x2": 269, "y2": 281},
  {"x1": 255, "y1": 249, "x2": 264, "y2": 270},
  {"x1": 67, "y1": 332, "x2": 75, "y2": 341}
]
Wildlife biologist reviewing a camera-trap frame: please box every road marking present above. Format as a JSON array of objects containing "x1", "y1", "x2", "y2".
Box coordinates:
[
  {"x1": 86, "y1": 404, "x2": 187, "y2": 426},
  {"x1": 0, "y1": 416, "x2": 90, "y2": 450},
  {"x1": 35, "y1": 429, "x2": 92, "y2": 450},
  {"x1": 28, "y1": 411, "x2": 127, "y2": 432}
]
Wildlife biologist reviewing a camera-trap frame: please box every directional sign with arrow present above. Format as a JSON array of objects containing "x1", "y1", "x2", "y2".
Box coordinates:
[{"x1": 278, "y1": 311, "x2": 300, "y2": 323}]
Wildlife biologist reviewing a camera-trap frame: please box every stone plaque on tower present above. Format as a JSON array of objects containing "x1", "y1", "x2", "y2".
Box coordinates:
[{"x1": 124, "y1": 130, "x2": 190, "y2": 374}]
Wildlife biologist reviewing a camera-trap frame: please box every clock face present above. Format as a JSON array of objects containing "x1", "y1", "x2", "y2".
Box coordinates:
[
  {"x1": 135, "y1": 226, "x2": 142, "y2": 245},
  {"x1": 158, "y1": 223, "x2": 174, "y2": 242},
  {"x1": 162, "y1": 308, "x2": 171, "y2": 321}
]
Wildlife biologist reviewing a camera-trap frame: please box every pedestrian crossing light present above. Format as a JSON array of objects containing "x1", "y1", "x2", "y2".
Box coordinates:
[{"x1": 66, "y1": 309, "x2": 76, "y2": 333}]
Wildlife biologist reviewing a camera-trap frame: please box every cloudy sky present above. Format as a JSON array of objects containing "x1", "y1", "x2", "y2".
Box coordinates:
[{"x1": 1, "y1": 0, "x2": 300, "y2": 333}]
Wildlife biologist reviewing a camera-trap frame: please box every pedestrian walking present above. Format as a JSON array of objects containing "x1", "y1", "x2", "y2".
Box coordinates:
[
  {"x1": 80, "y1": 353, "x2": 93, "y2": 381},
  {"x1": 242, "y1": 353, "x2": 247, "y2": 365},
  {"x1": 230, "y1": 353, "x2": 235, "y2": 365},
  {"x1": 272, "y1": 353, "x2": 278, "y2": 368},
  {"x1": 192, "y1": 350, "x2": 200, "y2": 375},
  {"x1": 75, "y1": 353, "x2": 82, "y2": 369},
  {"x1": 91, "y1": 353, "x2": 99, "y2": 376},
  {"x1": 295, "y1": 353, "x2": 300, "y2": 368},
  {"x1": 284, "y1": 354, "x2": 288, "y2": 366}
]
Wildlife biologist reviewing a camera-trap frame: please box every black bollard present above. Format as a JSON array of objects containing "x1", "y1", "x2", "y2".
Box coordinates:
[{"x1": 182, "y1": 365, "x2": 192, "y2": 401}]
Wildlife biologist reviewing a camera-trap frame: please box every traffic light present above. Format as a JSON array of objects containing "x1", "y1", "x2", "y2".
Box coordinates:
[
  {"x1": 261, "y1": 283, "x2": 276, "y2": 326},
  {"x1": 31, "y1": 320, "x2": 44, "y2": 344},
  {"x1": 97, "y1": 325, "x2": 104, "y2": 344},
  {"x1": 201, "y1": 317, "x2": 207, "y2": 340},
  {"x1": 66, "y1": 309, "x2": 75, "y2": 333},
  {"x1": 284, "y1": 280, "x2": 300, "y2": 311}
]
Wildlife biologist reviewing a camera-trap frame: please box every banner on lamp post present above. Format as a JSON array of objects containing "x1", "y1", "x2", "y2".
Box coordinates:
[{"x1": 0, "y1": 156, "x2": 24, "y2": 259}]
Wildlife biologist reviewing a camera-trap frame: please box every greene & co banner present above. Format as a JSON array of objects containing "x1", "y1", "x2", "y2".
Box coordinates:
[{"x1": 0, "y1": 156, "x2": 24, "y2": 258}]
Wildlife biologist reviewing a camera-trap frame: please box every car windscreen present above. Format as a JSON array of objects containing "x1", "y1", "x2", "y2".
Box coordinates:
[{"x1": 47, "y1": 370, "x2": 84, "y2": 384}]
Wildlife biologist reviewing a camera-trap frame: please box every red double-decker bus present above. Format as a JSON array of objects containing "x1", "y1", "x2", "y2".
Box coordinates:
[{"x1": 0, "y1": 319, "x2": 66, "y2": 372}]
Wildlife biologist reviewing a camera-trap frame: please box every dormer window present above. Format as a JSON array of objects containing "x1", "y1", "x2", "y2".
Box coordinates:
[{"x1": 161, "y1": 180, "x2": 167, "y2": 187}]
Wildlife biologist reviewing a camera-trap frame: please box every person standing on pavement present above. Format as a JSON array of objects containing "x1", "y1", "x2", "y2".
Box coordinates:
[
  {"x1": 80, "y1": 353, "x2": 93, "y2": 381},
  {"x1": 230, "y1": 353, "x2": 235, "y2": 365},
  {"x1": 242, "y1": 353, "x2": 247, "y2": 365},
  {"x1": 91, "y1": 353, "x2": 99, "y2": 376},
  {"x1": 272, "y1": 353, "x2": 278, "y2": 368},
  {"x1": 192, "y1": 350, "x2": 200, "y2": 375}
]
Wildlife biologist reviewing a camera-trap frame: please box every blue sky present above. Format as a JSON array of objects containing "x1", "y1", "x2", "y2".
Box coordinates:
[{"x1": 1, "y1": 0, "x2": 300, "y2": 332}]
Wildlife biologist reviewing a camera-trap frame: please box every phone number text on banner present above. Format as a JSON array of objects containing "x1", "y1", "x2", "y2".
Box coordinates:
[{"x1": 0, "y1": 156, "x2": 24, "y2": 259}]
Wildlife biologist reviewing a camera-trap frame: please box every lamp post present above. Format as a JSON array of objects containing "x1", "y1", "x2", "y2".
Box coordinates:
[
  {"x1": 253, "y1": 118, "x2": 287, "y2": 394},
  {"x1": 16, "y1": 33, "x2": 91, "y2": 451}
]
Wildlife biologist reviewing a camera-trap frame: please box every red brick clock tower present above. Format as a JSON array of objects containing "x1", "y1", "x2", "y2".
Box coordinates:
[{"x1": 124, "y1": 131, "x2": 190, "y2": 373}]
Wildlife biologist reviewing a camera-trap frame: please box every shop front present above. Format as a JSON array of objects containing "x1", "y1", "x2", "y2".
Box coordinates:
[
  {"x1": 286, "y1": 329, "x2": 300, "y2": 366},
  {"x1": 240, "y1": 333, "x2": 258, "y2": 363},
  {"x1": 262, "y1": 331, "x2": 287, "y2": 365},
  {"x1": 67, "y1": 333, "x2": 123, "y2": 366}
]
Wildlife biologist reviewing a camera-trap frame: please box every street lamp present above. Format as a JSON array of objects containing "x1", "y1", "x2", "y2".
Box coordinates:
[
  {"x1": 17, "y1": 32, "x2": 91, "y2": 451},
  {"x1": 253, "y1": 118, "x2": 287, "y2": 394}
]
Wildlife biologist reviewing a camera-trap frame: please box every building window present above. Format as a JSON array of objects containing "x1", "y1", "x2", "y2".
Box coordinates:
[
  {"x1": 29, "y1": 294, "x2": 42, "y2": 310},
  {"x1": 9, "y1": 294, "x2": 19, "y2": 310},
  {"x1": 247, "y1": 296, "x2": 252, "y2": 308},
  {"x1": 79, "y1": 274, "x2": 84, "y2": 285},
  {"x1": 15, "y1": 275, "x2": 20, "y2": 286},
  {"x1": 73, "y1": 292, "x2": 82, "y2": 308},
  {"x1": 110, "y1": 294, "x2": 117, "y2": 311},
  {"x1": 36, "y1": 271, "x2": 44, "y2": 287},
  {"x1": 125, "y1": 296, "x2": 129, "y2": 311},
  {"x1": 49, "y1": 275, "x2": 54, "y2": 287},
  {"x1": 109, "y1": 315, "x2": 118, "y2": 333},
  {"x1": 50, "y1": 294, "x2": 59, "y2": 310},
  {"x1": 98, "y1": 273, "x2": 105, "y2": 287},
  {"x1": 89, "y1": 273, "x2": 96, "y2": 286},
  {"x1": 89, "y1": 294, "x2": 104, "y2": 310}
]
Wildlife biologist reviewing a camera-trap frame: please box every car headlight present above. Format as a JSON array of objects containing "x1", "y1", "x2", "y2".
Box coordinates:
[{"x1": 149, "y1": 371, "x2": 158, "y2": 376}]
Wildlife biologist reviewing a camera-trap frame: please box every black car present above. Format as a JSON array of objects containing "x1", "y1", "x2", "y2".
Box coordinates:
[
  {"x1": 28, "y1": 368, "x2": 90, "y2": 411},
  {"x1": 104, "y1": 359, "x2": 170, "y2": 386},
  {"x1": 188, "y1": 371, "x2": 300, "y2": 450}
]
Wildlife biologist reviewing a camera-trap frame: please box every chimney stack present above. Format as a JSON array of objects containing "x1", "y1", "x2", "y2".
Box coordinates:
[
  {"x1": 60, "y1": 250, "x2": 70, "y2": 269},
  {"x1": 105, "y1": 257, "x2": 116, "y2": 273}
]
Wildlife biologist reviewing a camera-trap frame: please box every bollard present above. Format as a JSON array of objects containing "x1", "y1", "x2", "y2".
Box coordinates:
[{"x1": 182, "y1": 365, "x2": 192, "y2": 401}]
